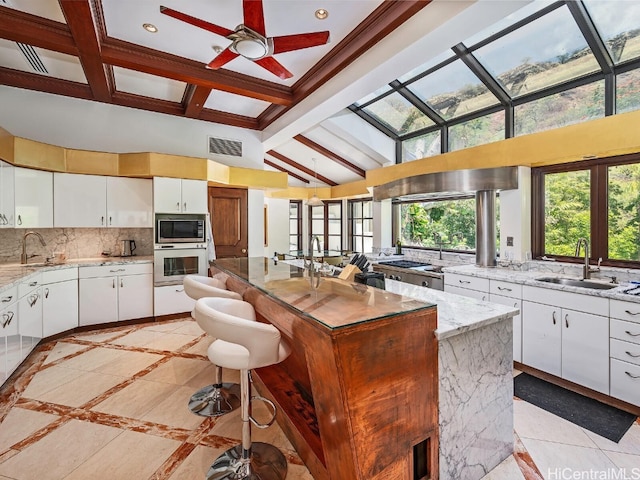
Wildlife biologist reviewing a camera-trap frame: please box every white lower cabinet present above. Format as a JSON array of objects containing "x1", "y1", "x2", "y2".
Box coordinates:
[
  {"x1": 1, "y1": 287, "x2": 19, "y2": 382},
  {"x1": 609, "y1": 302, "x2": 640, "y2": 406},
  {"x1": 610, "y1": 359, "x2": 640, "y2": 406},
  {"x1": 489, "y1": 294, "x2": 523, "y2": 362},
  {"x1": 154, "y1": 284, "x2": 195, "y2": 316},
  {"x1": 79, "y1": 263, "x2": 153, "y2": 326},
  {"x1": 42, "y1": 268, "x2": 78, "y2": 337},
  {"x1": 522, "y1": 286, "x2": 609, "y2": 395},
  {"x1": 17, "y1": 275, "x2": 42, "y2": 360}
]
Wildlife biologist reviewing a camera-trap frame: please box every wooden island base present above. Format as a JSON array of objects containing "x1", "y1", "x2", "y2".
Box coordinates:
[{"x1": 211, "y1": 260, "x2": 439, "y2": 480}]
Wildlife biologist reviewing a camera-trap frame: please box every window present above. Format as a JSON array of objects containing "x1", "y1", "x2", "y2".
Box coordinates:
[
  {"x1": 361, "y1": 92, "x2": 434, "y2": 136},
  {"x1": 394, "y1": 197, "x2": 479, "y2": 252},
  {"x1": 533, "y1": 156, "x2": 640, "y2": 265},
  {"x1": 402, "y1": 130, "x2": 441, "y2": 162},
  {"x1": 616, "y1": 68, "x2": 640, "y2": 114},
  {"x1": 309, "y1": 201, "x2": 342, "y2": 251},
  {"x1": 449, "y1": 110, "x2": 505, "y2": 151},
  {"x1": 289, "y1": 200, "x2": 302, "y2": 252},
  {"x1": 348, "y1": 199, "x2": 373, "y2": 253}
]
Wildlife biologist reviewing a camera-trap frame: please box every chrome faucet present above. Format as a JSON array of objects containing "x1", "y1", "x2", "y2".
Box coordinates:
[
  {"x1": 21, "y1": 231, "x2": 47, "y2": 264},
  {"x1": 433, "y1": 232, "x2": 444, "y2": 260},
  {"x1": 575, "y1": 237, "x2": 599, "y2": 279},
  {"x1": 307, "y1": 235, "x2": 322, "y2": 289}
]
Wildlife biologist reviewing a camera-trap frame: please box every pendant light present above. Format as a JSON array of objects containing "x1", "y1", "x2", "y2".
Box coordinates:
[{"x1": 307, "y1": 158, "x2": 324, "y2": 206}]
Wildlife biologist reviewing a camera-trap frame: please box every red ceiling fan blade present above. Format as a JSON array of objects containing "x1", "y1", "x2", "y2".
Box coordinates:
[
  {"x1": 160, "y1": 6, "x2": 234, "y2": 37},
  {"x1": 272, "y1": 32, "x2": 330, "y2": 54},
  {"x1": 254, "y1": 56, "x2": 293, "y2": 80},
  {"x1": 206, "y1": 47, "x2": 240, "y2": 69},
  {"x1": 242, "y1": 0, "x2": 266, "y2": 36}
]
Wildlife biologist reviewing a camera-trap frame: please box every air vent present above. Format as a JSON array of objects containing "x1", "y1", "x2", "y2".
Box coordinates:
[
  {"x1": 208, "y1": 136, "x2": 242, "y2": 157},
  {"x1": 16, "y1": 43, "x2": 48, "y2": 74}
]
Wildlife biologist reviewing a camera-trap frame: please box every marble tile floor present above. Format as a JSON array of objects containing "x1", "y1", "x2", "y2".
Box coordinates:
[{"x1": 0, "y1": 317, "x2": 637, "y2": 480}]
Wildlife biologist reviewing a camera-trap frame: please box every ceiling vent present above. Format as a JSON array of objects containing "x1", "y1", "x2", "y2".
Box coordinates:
[
  {"x1": 208, "y1": 136, "x2": 242, "y2": 157},
  {"x1": 16, "y1": 43, "x2": 48, "y2": 74}
]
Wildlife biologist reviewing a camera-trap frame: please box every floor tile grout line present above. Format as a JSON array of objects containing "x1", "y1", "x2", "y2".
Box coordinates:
[
  {"x1": 38, "y1": 344, "x2": 99, "y2": 371},
  {"x1": 513, "y1": 431, "x2": 545, "y2": 480},
  {"x1": 0, "y1": 413, "x2": 73, "y2": 456},
  {"x1": 63, "y1": 336, "x2": 209, "y2": 361},
  {"x1": 148, "y1": 441, "x2": 199, "y2": 480}
]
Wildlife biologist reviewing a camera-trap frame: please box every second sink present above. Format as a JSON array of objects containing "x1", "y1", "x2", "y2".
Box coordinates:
[{"x1": 535, "y1": 277, "x2": 617, "y2": 290}]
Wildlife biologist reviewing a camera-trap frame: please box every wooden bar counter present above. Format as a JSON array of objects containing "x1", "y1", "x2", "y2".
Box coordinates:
[{"x1": 210, "y1": 257, "x2": 439, "y2": 480}]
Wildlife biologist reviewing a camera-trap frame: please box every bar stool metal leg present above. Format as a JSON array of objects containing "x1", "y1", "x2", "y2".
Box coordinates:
[
  {"x1": 188, "y1": 365, "x2": 241, "y2": 417},
  {"x1": 206, "y1": 369, "x2": 287, "y2": 480}
]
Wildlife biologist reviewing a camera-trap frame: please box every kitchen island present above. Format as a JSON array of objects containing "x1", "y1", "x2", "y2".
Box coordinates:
[{"x1": 211, "y1": 257, "x2": 518, "y2": 480}]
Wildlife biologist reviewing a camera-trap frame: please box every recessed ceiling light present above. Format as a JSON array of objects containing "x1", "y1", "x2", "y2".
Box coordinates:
[
  {"x1": 315, "y1": 9, "x2": 328, "y2": 20},
  {"x1": 143, "y1": 23, "x2": 158, "y2": 33}
]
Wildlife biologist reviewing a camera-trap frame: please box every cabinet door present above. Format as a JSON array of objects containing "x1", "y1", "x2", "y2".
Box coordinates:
[
  {"x1": 1, "y1": 300, "x2": 19, "y2": 382},
  {"x1": 54, "y1": 173, "x2": 107, "y2": 227},
  {"x1": 14, "y1": 167, "x2": 53, "y2": 228},
  {"x1": 153, "y1": 177, "x2": 182, "y2": 213},
  {"x1": 0, "y1": 161, "x2": 15, "y2": 227},
  {"x1": 444, "y1": 284, "x2": 487, "y2": 301},
  {"x1": 490, "y1": 294, "x2": 522, "y2": 363},
  {"x1": 79, "y1": 277, "x2": 118, "y2": 326},
  {"x1": 42, "y1": 280, "x2": 79, "y2": 337},
  {"x1": 522, "y1": 301, "x2": 561, "y2": 376},
  {"x1": 154, "y1": 284, "x2": 195, "y2": 316},
  {"x1": 107, "y1": 177, "x2": 152, "y2": 227},
  {"x1": 561, "y1": 309, "x2": 609, "y2": 394},
  {"x1": 18, "y1": 289, "x2": 42, "y2": 359},
  {"x1": 181, "y1": 179, "x2": 208, "y2": 213},
  {"x1": 118, "y1": 273, "x2": 153, "y2": 321}
]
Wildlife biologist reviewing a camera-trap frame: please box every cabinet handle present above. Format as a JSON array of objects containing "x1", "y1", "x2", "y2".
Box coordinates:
[
  {"x1": 176, "y1": 288, "x2": 184, "y2": 292},
  {"x1": 625, "y1": 330, "x2": 640, "y2": 337},
  {"x1": 44, "y1": 287, "x2": 49, "y2": 299},
  {"x1": 29, "y1": 281, "x2": 38, "y2": 287},
  {"x1": 552, "y1": 311, "x2": 557, "y2": 325},
  {"x1": 176, "y1": 202, "x2": 180, "y2": 211},
  {"x1": 28, "y1": 294, "x2": 38, "y2": 307},
  {"x1": 625, "y1": 351, "x2": 640, "y2": 358},
  {"x1": 458, "y1": 279, "x2": 470, "y2": 284},
  {"x1": 625, "y1": 371, "x2": 640, "y2": 379},
  {"x1": 112, "y1": 279, "x2": 115, "y2": 288},
  {"x1": 109, "y1": 216, "x2": 112, "y2": 225},
  {"x1": 109, "y1": 268, "x2": 125, "y2": 273},
  {"x1": 0, "y1": 213, "x2": 5, "y2": 225},
  {"x1": 17, "y1": 215, "x2": 22, "y2": 225},
  {"x1": 498, "y1": 286, "x2": 512, "y2": 292},
  {"x1": 565, "y1": 313, "x2": 569, "y2": 328},
  {"x1": 2, "y1": 311, "x2": 14, "y2": 328},
  {"x1": 1, "y1": 296, "x2": 12, "y2": 303},
  {"x1": 482, "y1": 295, "x2": 486, "y2": 301},
  {"x1": 624, "y1": 310, "x2": 640, "y2": 316},
  {"x1": 120, "y1": 279, "x2": 123, "y2": 288},
  {"x1": 101, "y1": 216, "x2": 104, "y2": 225},
  {"x1": 513, "y1": 302, "x2": 518, "y2": 308},
  {"x1": 183, "y1": 202, "x2": 187, "y2": 211}
]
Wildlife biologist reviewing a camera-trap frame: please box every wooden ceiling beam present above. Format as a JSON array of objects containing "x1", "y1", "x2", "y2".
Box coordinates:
[
  {"x1": 100, "y1": 38, "x2": 293, "y2": 106},
  {"x1": 59, "y1": 0, "x2": 112, "y2": 103},
  {"x1": 294, "y1": 134, "x2": 366, "y2": 177},
  {"x1": 0, "y1": 66, "x2": 92, "y2": 99},
  {"x1": 264, "y1": 159, "x2": 310, "y2": 184},
  {"x1": 0, "y1": 6, "x2": 77, "y2": 56},
  {"x1": 267, "y1": 150, "x2": 338, "y2": 186},
  {"x1": 183, "y1": 84, "x2": 211, "y2": 118}
]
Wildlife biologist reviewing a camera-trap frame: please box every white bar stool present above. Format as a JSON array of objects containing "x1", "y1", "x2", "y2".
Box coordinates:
[
  {"x1": 183, "y1": 274, "x2": 243, "y2": 417},
  {"x1": 194, "y1": 297, "x2": 291, "y2": 480}
]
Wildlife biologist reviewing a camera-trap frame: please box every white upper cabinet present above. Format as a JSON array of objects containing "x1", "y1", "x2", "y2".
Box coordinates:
[
  {"x1": 106, "y1": 177, "x2": 153, "y2": 227},
  {"x1": 0, "y1": 161, "x2": 14, "y2": 227},
  {"x1": 54, "y1": 173, "x2": 152, "y2": 228},
  {"x1": 54, "y1": 173, "x2": 107, "y2": 227},
  {"x1": 154, "y1": 177, "x2": 207, "y2": 214},
  {"x1": 14, "y1": 167, "x2": 53, "y2": 228}
]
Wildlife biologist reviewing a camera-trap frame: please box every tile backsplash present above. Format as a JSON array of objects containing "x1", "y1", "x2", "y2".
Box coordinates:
[{"x1": 0, "y1": 228, "x2": 154, "y2": 263}]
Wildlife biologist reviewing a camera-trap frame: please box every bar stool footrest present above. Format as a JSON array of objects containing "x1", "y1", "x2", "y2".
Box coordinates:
[
  {"x1": 206, "y1": 442, "x2": 287, "y2": 480},
  {"x1": 188, "y1": 383, "x2": 241, "y2": 417},
  {"x1": 250, "y1": 395, "x2": 277, "y2": 428}
]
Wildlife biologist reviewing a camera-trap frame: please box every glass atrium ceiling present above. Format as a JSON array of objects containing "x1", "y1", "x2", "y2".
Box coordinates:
[{"x1": 349, "y1": 0, "x2": 640, "y2": 153}]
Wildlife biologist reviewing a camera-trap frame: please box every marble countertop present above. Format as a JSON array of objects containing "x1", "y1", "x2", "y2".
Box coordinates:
[
  {"x1": 442, "y1": 263, "x2": 640, "y2": 304},
  {"x1": 0, "y1": 256, "x2": 153, "y2": 293},
  {"x1": 384, "y1": 279, "x2": 519, "y2": 340}
]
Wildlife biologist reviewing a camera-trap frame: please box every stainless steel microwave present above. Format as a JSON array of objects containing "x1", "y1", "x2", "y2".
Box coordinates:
[{"x1": 156, "y1": 214, "x2": 206, "y2": 244}]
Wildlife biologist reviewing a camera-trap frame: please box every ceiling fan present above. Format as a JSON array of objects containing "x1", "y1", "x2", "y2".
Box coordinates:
[{"x1": 160, "y1": 1, "x2": 330, "y2": 80}]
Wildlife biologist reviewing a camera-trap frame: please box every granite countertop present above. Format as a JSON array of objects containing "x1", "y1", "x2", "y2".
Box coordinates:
[
  {"x1": 384, "y1": 279, "x2": 519, "y2": 340},
  {"x1": 0, "y1": 256, "x2": 153, "y2": 293},
  {"x1": 442, "y1": 264, "x2": 640, "y2": 304}
]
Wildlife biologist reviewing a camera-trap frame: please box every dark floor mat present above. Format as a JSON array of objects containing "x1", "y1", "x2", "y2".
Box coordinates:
[{"x1": 514, "y1": 372, "x2": 637, "y2": 443}]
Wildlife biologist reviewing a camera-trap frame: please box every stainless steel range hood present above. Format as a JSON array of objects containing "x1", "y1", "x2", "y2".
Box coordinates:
[
  {"x1": 373, "y1": 167, "x2": 519, "y2": 268},
  {"x1": 372, "y1": 167, "x2": 518, "y2": 201}
]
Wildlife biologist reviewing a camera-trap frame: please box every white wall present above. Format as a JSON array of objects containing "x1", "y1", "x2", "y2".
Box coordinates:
[
  {"x1": 264, "y1": 197, "x2": 290, "y2": 257},
  {"x1": 247, "y1": 189, "x2": 265, "y2": 256},
  {"x1": 374, "y1": 199, "x2": 393, "y2": 250},
  {"x1": 499, "y1": 166, "x2": 532, "y2": 261}
]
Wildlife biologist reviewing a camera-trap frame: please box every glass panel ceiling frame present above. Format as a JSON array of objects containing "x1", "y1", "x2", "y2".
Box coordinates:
[{"x1": 349, "y1": 0, "x2": 640, "y2": 146}]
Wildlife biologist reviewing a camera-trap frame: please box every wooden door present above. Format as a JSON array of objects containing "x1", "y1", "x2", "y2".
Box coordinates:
[{"x1": 208, "y1": 187, "x2": 248, "y2": 258}]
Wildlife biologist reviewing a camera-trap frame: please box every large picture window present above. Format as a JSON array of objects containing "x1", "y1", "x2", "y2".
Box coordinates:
[
  {"x1": 533, "y1": 156, "x2": 640, "y2": 265},
  {"x1": 309, "y1": 201, "x2": 342, "y2": 251},
  {"x1": 289, "y1": 200, "x2": 302, "y2": 252},
  {"x1": 348, "y1": 198, "x2": 373, "y2": 253}
]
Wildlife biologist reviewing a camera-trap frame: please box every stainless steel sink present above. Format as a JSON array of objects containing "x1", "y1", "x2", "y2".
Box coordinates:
[{"x1": 535, "y1": 277, "x2": 617, "y2": 290}]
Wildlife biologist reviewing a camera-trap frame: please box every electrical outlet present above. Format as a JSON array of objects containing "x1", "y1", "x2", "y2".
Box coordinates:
[{"x1": 506, "y1": 236, "x2": 514, "y2": 247}]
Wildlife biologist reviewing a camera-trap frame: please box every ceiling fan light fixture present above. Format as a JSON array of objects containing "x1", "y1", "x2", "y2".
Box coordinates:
[
  {"x1": 315, "y1": 9, "x2": 329, "y2": 20},
  {"x1": 233, "y1": 38, "x2": 268, "y2": 59}
]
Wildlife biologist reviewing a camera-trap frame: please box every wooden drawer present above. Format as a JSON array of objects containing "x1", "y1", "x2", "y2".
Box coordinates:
[
  {"x1": 42, "y1": 266, "x2": 78, "y2": 284},
  {"x1": 610, "y1": 299, "x2": 640, "y2": 324},
  {"x1": 17, "y1": 273, "x2": 42, "y2": 298},
  {"x1": 489, "y1": 280, "x2": 522, "y2": 299},
  {"x1": 610, "y1": 358, "x2": 640, "y2": 407},
  {"x1": 610, "y1": 318, "x2": 640, "y2": 346},
  {"x1": 79, "y1": 262, "x2": 152, "y2": 279},
  {"x1": 522, "y1": 285, "x2": 609, "y2": 317},
  {"x1": 611, "y1": 338, "x2": 640, "y2": 366},
  {"x1": 0, "y1": 285, "x2": 17, "y2": 306},
  {"x1": 444, "y1": 273, "x2": 489, "y2": 292}
]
